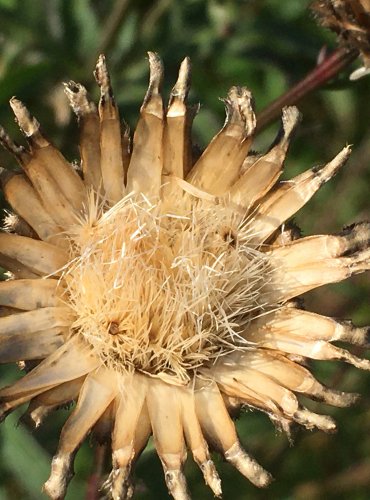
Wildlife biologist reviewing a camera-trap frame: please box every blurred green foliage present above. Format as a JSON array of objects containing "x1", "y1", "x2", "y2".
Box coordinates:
[{"x1": 0, "y1": 1, "x2": 369, "y2": 499}]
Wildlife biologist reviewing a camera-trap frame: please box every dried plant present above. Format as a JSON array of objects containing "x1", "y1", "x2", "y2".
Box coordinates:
[
  {"x1": 0, "y1": 53, "x2": 369, "y2": 499},
  {"x1": 312, "y1": 0, "x2": 370, "y2": 79}
]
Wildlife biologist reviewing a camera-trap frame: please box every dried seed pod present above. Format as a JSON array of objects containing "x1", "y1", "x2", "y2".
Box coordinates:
[{"x1": 0, "y1": 54, "x2": 368, "y2": 500}]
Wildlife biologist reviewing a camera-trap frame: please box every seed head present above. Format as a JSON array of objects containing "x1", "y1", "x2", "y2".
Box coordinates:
[{"x1": 0, "y1": 54, "x2": 369, "y2": 500}]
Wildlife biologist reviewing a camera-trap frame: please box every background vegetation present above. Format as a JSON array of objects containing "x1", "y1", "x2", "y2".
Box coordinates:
[{"x1": 0, "y1": 0, "x2": 369, "y2": 499}]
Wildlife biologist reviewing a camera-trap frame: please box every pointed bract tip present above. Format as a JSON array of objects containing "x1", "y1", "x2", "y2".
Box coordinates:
[
  {"x1": 224, "y1": 86, "x2": 256, "y2": 137},
  {"x1": 341, "y1": 221, "x2": 370, "y2": 253},
  {"x1": 9, "y1": 97, "x2": 40, "y2": 138},
  {"x1": 227, "y1": 85, "x2": 253, "y2": 105},
  {"x1": 106, "y1": 465, "x2": 134, "y2": 500},
  {"x1": 147, "y1": 51, "x2": 164, "y2": 96},
  {"x1": 319, "y1": 145, "x2": 352, "y2": 183},
  {"x1": 170, "y1": 57, "x2": 192, "y2": 103},
  {"x1": 179, "y1": 56, "x2": 191, "y2": 79},
  {"x1": 94, "y1": 54, "x2": 111, "y2": 95},
  {"x1": 63, "y1": 80, "x2": 96, "y2": 116},
  {"x1": 0, "y1": 125, "x2": 29, "y2": 162},
  {"x1": 341, "y1": 322, "x2": 370, "y2": 347},
  {"x1": 317, "y1": 388, "x2": 360, "y2": 408},
  {"x1": 281, "y1": 106, "x2": 302, "y2": 139},
  {"x1": 43, "y1": 453, "x2": 74, "y2": 500},
  {"x1": 95, "y1": 53, "x2": 107, "y2": 74},
  {"x1": 200, "y1": 459, "x2": 222, "y2": 497},
  {"x1": 163, "y1": 468, "x2": 190, "y2": 500},
  {"x1": 224, "y1": 441, "x2": 272, "y2": 488},
  {"x1": 141, "y1": 53, "x2": 164, "y2": 114},
  {"x1": 294, "y1": 408, "x2": 337, "y2": 433},
  {"x1": 344, "y1": 348, "x2": 370, "y2": 370}
]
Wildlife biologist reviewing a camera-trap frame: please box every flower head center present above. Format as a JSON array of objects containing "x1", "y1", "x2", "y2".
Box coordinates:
[{"x1": 64, "y1": 192, "x2": 272, "y2": 384}]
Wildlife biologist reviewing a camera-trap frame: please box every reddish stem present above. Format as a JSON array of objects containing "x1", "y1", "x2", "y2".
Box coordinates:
[
  {"x1": 256, "y1": 46, "x2": 358, "y2": 131},
  {"x1": 85, "y1": 444, "x2": 107, "y2": 500}
]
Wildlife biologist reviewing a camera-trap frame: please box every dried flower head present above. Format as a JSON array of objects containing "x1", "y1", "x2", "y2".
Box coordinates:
[
  {"x1": 0, "y1": 53, "x2": 369, "y2": 499},
  {"x1": 312, "y1": 0, "x2": 370, "y2": 79}
]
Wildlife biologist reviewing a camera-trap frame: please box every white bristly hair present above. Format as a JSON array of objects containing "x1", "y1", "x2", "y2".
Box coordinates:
[{"x1": 63, "y1": 187, "x2": 275, "y2": 385}]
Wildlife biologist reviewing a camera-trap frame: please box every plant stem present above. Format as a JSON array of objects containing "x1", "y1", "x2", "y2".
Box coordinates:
[
  {"x1": 256, "y1": 46, "x2": 358, "y2": 132},
  {"x1": 85, "y1": 444, "x2": 107, "y2": 500}
]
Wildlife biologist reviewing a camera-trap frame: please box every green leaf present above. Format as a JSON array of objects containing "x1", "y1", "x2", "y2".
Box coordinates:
[{"x1": 1, "y1": 412, "x2": 85, "y2": 499}]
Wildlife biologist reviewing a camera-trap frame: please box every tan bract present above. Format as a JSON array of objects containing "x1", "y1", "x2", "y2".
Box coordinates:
[{"x1": 0, "y1": 53, "x2": 369, "y2": 500}]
